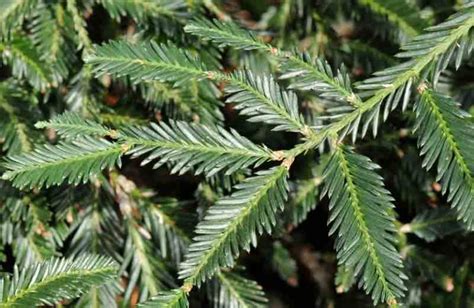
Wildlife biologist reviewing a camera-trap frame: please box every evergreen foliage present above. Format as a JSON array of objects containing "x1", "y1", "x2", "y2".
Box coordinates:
[
  {"x1": 0, "y1": 0, "x2": 472, "y2": 306},
  {"x1": 401, "y1": 207, "x2": 463, "y2": 242},
  {"x1": 225, "y1": 70, "x2": 306, "y2": 133},
  {"x1": 322, "y1": 145, "x2": 406, "y2": 304},
  {"x1": 209, "y1": 271, "x2": 267, "y2": 308},
  {"x1": 35, "y1": 111, "x2": 112, "y2": 139},
  {"x1": 85, "y1": 41, "x2": 209, "y2": 86},
  {"x1": 414, "y1": 87, "x2": 474, "y2": 230},
  {"x1": 0, "y1": 255, "x2": 118, "y2": 307},
  {"x1": 137, "y1": 288, "x2": 189, "y2": 308},
  {"x1": 0, "y1": 36, "x2": 52, "y2": 91},
  {"x1": 357, "y1": 0, "x2": 428, "y2": 39},
  {"x1": 121, "y1": 121, "x2": 273, "y2": 176},
  {"x1": 2, "y1": 137, "x2": 123, "y2": 189},
  {"x1": 179, "y1": 166, "x2": 290, "y2": 285}
]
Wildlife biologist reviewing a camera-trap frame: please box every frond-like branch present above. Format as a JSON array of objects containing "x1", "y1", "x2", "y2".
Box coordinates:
[
  {"x1": 75, "y1": 284, "x2": 121, "y2": 308},
  {"x1": 1, "y1": 119, "x2": 275, "y2": 188},
  {"x1": 400, "y1": 208, "x2": 463, "y2": 242},
  {"x1": 87, "y1": 40, "x2": 312, "y2": 134},
  {"x1": 414, "y1": 88, "x2": 474, "y2": 230},
  {"x1": 271, "y1": 241, "x2": 298, "y2": 284},
  {"x1": 0, "y1": 36, "x2": 52, "y2": 91},
  {"x1": 2, "y1": 137, "x2": 123, "y2": 189},
  {"x1": 67, "y1": 188, "x2": 123, "y2": 258},
  {"x1": 144, "y1": 200, "x2": 194, "y2": 264},
  {"x1": 99, "y1": 0, "x2": 187, "y2": 22},
  {"x1": 357, "y1": 0, "x2": 428, "y2": 38},
  {"x1": 179, "y1": 166, "x2": 289, "y2": 285},
  {"x1": 65, "y1": 67, "x2": 97, "y2": 112},
  {"x1": 0, "y1": 0, "x2": 38, "y2": 37},
  {"x1": 122, "y1": 221, "x2": 176, "y2": 301},
  {"x1": 184, "y1": 18, "x2": 269, "y2": 51},
  {"x1": 279, "y1": 54, "x2": 358, "y2": 104},
  {"x1": 285, "y1": 177, "x2": 321, "y2": 226},
  {"x1": 66, "y1": 0, "x2": 93, "y2": 52},
  {"x1": 121, "y1": 121, "x2": 273, "y2": 177},
  {"x1": 85, "y1": 41, "x2": 208, "y2": 86},
  {"x1": 35, "y1": 112, "x2": 113, "y2": 139},
  {"x1": 226, "y1": 70, "x2": 307, "y2": 133},
  {"x1": 139, "y1": 80, "x2": 224, "y2": 125},
  {"x1": 0, "y1": 254, "x2": 118, "y2": 307},
  {"x1": 137, "y1": 288, "x2": 189, "y2": 308},
  {"x1": 335, "y1": 265, "x2": 355, "y2": 294},
  {"x1": 209, "y1": 270, "x2": 267, "y2": 308},
  {"x1": 184, "y1": 19, "x2": 360, "y2": 105},
  {"x1": 0, "y1": 80, "x2": 36, "y2": 154},
  {"x1": 29, "y1": 3, "x2": 70, "y2": 83},
  {"x1": 341, "y1": 4, "x2": 474, "y2": 139},
  {"x1": 284, "y1": 4, "x2": 474, "y2": 153},
  {"x1": 322, "y1": 145, "x2": 406, "y2": 305}
]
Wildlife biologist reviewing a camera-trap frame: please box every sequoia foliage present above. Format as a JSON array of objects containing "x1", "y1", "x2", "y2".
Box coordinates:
[{"x1": 0, "y1": 0, "x2": 473, "y2": 307}]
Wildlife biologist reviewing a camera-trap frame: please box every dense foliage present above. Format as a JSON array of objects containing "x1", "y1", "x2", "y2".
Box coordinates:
[{"x1": 0, "y1": 0, "x2": 473, "y2": 307}]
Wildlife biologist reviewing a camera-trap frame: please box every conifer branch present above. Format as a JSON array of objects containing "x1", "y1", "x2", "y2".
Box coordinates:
[
  {"x1": 29, "y1": 3, "x2": 70, "y2": 83},
  {"x1": 283, "y1": 5, "x2": 474, "y2": 158},
  {"x1": 144, "y1": 201, "x2": 193, "y2": 264},
  {"x1": 0, "y1": 255, "x2": 118, "y2": 307},
  {"x1": 404, "y1": 246, "x2": 454, "y2": 292},
  {"x1": 179, "y1": 166, "x2": 289, "y2": 285},
  {"x1": 184, "y1": 19, "x2": 361, "y2": 105},
  {"x1": 122, "y1": 222, "x2": 176, "y2": 300},
  {"x1": 98, "y1": 0, "x2": 188, "y2": 22},
  {"x1": 357, "y1": 0, "x2": 427, "y2": 38},
  {"x1": 66, "y1": 0, "x2": 93, "y2": 52},
  {"x1": 414, "y1": 87, "x2": 474, "y2": 230},
  {"x1": 86, "y1": 42, "x2": 310, "y2": 135},
  {"x1": 184, "y1": 18, "x2": 269, "y2": 51},
  {"x1": 185, "y1": 7, "x2": 473, "y2": 150},
  {"x1": 400, "y1": 208, "x2": 463, "y2": 242},
  {"x1": 85, "y1": 41, "x2": 210, "y2": 86},
  {"x1": 2, "y1": 137, "x2": 123, "y2": 189},
  {"x1": 335, "y1": 265, "x2": 355, "y2": 294},
  {"x1": 35, "y1": 112, "x2": 114, "y2": 139},
  {"x1": 137, "y1": 288, "x2": 189, "y2": 308},
  {"x1": 226, "y1": 70, "x2": 308, "y2": 133},
  {"x1": 0, "y1": 36, "x2": 52, "y2": 90},
  {"x1": 286, "y1": 176, "x2": 321, "y2": 226},
  {"x1": 211, "y1": 271, "x2": 267, "y2": 308},
  {"x1": 0, "y1": 0, "x2": 39, "y2": 37},
  {"x1": 0, "y1": 2, "x2": 472, "y2": 306},
  {"x1": 0, "y1": 81, "x2": 35, "y2": 154},
  {"x1": 322, "y1": 145, "x2": 406, "y2": 305},
  {"x1": 121, "y1": 121, "x2": 274, "y2": 177}
]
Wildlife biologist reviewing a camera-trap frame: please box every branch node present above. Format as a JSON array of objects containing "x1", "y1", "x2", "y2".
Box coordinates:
[
  {"x1": 301, "y1": 125, "x2": 313, "y2": 137},
  {"x1": 120, "y1": 143, "x2": 131, "y2": 153},
  {"x1": 417, "y1": 82, "x2": 428, "y2": 94},
  {"x1": 399, "y1": 224, "x2": 412, "y2": 233},
  {"x1": 387, "y1": 298, "x2": 398, "y2": 307},
  {"x1": 271, "y1": 150, "x2": 285, "y2": 161},
  {"x1": 107, "y1": 129, "x2": 119, "y2": 139},
  {"x1": 346, "y1": 92, "x2": 358, "y2": 105},
  {"x1": 282, "y1": 156, "x2": 295, "y2": 170},
  {"x1": 206, "y1": 71, "x2": 217, "y2": 80},
  {"x1": 181, "y1": 282, "x2": 193, "y2": 293}
]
